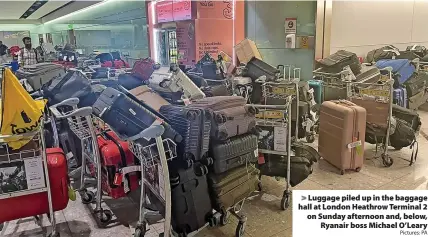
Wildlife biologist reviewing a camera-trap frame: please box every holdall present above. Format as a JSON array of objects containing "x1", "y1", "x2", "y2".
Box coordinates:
[
  {"x1": 308, "y1": 80, "x2": 323, "y2": 104},
  {"x1": 0, "y1": 148, "x2": 69, "y2": 223},
  {"x1": 97, "y1": 131, "x2": 139, "y2": 199},
  {"x1": 408, "y1": 90, "x2": 428, "y2": 110},
  {"x1": 197, "y1": 53, "x2": 221, "y2": 80},
  {"x1": 130, "y1": 86, "x2": 170, "y2": 112},
  {"x1": 159, "y1": 105, "x2": 211, "y2": 164},
  {"x1": 92, "y1": 87, "x2": 183, "y2": 143},
  {"x1": 15, "y1": 63, "x2": 66, "y2": 91},
  {"x1": 405, "y1": 44, "x2": 427, "y2": 58},
  {"x1": 318, "y1": 50, "x2": 362, "y2": 75},
  {"x1": 131, "y1": 57, "x2": 157, "y2": 81},
  {"x1": 188, "y1": 96, "x2": 257, "y2": 141},
  {"x1": 258, "y1": 154, "x2": 312, "y2": 187},
  {"x1": 392, "y1": 104, "x2": 421, "y2": 132},
  {"x1": 118, "y1": 73, "x2": 145, "y2": 90},
  {"x1": 42, "y1": 70, "x2": 92, "y2": 106},
  {"x1": 208, "y1": 165, "x2": 259, "y2": 212},
  {"x1": 365, "y1": 45, "x2": 400, "y2": 63},
  {"x1": 393, "y1": 87, "x2": 408, "y2": 108},
  {"x1": 375, "y1": 59, "x2": 416, "y2": 85},
  {"x1": 318, "y1": 100, "x2": 366, "y2": 174},
  {"x1": 404, "y1": 72, "x2": 427, "y2": 97},
  {"x1": 390, "y1": 118, "x2": 418, "y2": 150},
  {"x1": 396, "y1": 51, "x2": 422, "y2": 61},
  {"x1": 210, "y1": 134, "x2": 258, "y2": 174}
]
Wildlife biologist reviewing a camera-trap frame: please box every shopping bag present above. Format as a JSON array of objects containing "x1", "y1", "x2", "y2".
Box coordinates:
[{"x1": 0, "y1": 68, "x2": 46, "y2": 149}]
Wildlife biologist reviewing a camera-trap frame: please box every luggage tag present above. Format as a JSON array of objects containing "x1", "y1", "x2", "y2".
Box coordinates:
[
  {"x1": 258, "y1": 152, "x2": 265, "y2": 165},
  {"x1": 347, "y1": 138, "x2": 363, "y2": 156}
]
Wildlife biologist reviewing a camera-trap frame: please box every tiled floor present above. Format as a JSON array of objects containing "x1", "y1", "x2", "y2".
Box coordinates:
[{"x1": 2, "y1": 105, "x2": 428, "y2": 237}]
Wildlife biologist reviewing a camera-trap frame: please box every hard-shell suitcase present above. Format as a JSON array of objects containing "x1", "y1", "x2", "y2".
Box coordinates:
[
  {"x1": 208, "y1": 165, "x2": 259, "y2": 212},
  {"x1": 393, "y1": 87, "x2": 408, "y2": 108},
  {"x1": 318, "y1": 100, "x2": 367, "y2": 174},
  {"x1": 130, "y1": 85, "x2": 170, "y2": 112},
  {"x1": 408, "y1": 90, "x2": 428, "y2": 110},
  {"x1": 15, "y1": 63, "x2": 66, "y2": 91},
  {"x1": 188, "y1": 96, "x2": 257, "y2": 141},
  {"x1": 244, "y1": 58, "x2": 280, "y2": 103},
  {"x1": 97, "y1": 131, "x2": 139, "y2": 199},
  {"x1": 159, "y1": 105, "x2": 211, "y2": 163},
  {"x1": 210, "y1": 134, "x2": 258, "y2": 174},
  {"x1": 258, "y1": 154, "x2": 312, "y2": 187},
  {"x1": 309, "y1": 80, "x2": 323, "y2": 104},
  {"x1": 318, "y1": 50, "x2": 361, "y2": 75},
  {"x1": 392, "y1": 104, "x2": 421, "y2": 132},
  {"x1": 132, "y1": 58, "x2": 156, "y2": 81},
  {"x1": 169, "y1": 167, "x2": 213, "y2": 234},
  {"x1": 404, "y1": 72, "x2": 427, "y2": 97},
  {"x1": 376, "y1": 59, "x2": 416, "y2": 85},
  {"x1": 355, "y1": 65, "x2": 381, "y2": 84},
  {"x1": 0, "y1": 148, "x2": 69, "y2": 223},
  {"x1": 92, "y1": 87, "x2": 182, "y2": 143}
]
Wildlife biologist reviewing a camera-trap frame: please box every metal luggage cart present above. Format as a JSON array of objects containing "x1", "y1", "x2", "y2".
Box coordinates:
[
  {"x1": 0, "y1": 120, "x2": 60, "y2": 237},
  {"x1": 127, "y1": 125, "x2": 178, "y2": 237},
  {"x1": 49, "y1": 99, "x2": 114, "y2": 227},
  {"x1": 312, "y1": 67, "x2": 355, "y2": 101},
  {"x1": 348, "y1": 70, "x2": 395, "y2": 167},
  {"x1": 249, "y1": 101, "x2": 293, "y2": 210}
]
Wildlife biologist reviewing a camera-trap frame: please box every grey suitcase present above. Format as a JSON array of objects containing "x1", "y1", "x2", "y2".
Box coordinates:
[
  {"x1": 210, "y1": 134, "x2": 258, "y2": 174},
  {"x1": 16, "y1": 63, "x2": 66, "y2": 90}
]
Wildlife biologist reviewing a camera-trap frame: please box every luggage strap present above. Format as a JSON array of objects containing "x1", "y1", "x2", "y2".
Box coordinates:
[{"x1": 409, "y1": 139, "x2": 418, "y2": 166}]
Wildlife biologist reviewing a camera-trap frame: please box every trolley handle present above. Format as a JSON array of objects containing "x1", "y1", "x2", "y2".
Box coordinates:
[
  {"x1": 127, "y1": 125, "x2": 165, "y2": 141},
  {"x1": 56, "y1": 107, "x2": 93, "y2": 119},
  {"x1": 246, "y1": 104, "x2": 288, "y2": 110},
  {"x1": 51, "y1": 98, "x2": 80, "y2": 109}
]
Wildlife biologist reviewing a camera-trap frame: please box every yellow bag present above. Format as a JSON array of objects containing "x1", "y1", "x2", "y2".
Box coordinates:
[{"x1": 0, "y1": 68, "x2": 46, "y2": 149}]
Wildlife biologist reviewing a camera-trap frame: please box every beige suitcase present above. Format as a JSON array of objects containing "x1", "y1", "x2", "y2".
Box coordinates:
[
  {"x1": 349, "y1": 98, "x2": 389, "y2": 128},
  {"x1": 129, "y1": 85, "x2": 170, "y2": 112},
  {"x1": 318, "y1": 100, "x2": 367, "y2": 174}
]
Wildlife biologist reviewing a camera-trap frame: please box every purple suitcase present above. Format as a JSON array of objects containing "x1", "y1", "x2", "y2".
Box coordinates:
[{"x1": 393, "y1": 87, "x2": 408, "y2": 108}]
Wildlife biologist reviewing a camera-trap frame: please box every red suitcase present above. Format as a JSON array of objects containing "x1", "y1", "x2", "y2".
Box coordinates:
[
  {"x1": 131, "y1": 58, "x2": 156, "y2": 81},
  {"x1": 97, "y1": 131, "x2": 139, "y2": 199},
  {"x1": 0, "y1": 148, "x2": 69, "y2": 223}
]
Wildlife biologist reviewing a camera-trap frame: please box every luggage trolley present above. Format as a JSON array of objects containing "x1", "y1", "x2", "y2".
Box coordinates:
[
  {"x1": 348, "y1": 69, "x2": 395, "y2": 167},
  {"x1": 127, "y1": 125, "x2": 178, "y2": 237},
  {"x1": 312, "y1": 67, "x2": 355, "y2": 102},
  {"x1": 0, "y1": 120, "x2": 60, "y2": 237},
  {"x1": 49, "y1": 99, "x2": 114, "y2": 227}
]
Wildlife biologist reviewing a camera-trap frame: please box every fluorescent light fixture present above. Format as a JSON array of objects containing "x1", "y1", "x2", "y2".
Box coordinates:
[
  {"x1": 151, "y1": 1, "x2": 159, "y2": 62},
  {"x1": 44, "y1": 0, "x2": 121, "y2": 25}
]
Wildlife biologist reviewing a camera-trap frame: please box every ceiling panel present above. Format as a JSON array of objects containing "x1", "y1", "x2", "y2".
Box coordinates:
[
  {"x1": 27, "y1": 0, "x2": 72, "y2": 19},
  {"x1": 0, "y1": 1, "x2": 36, "y2": 19}
]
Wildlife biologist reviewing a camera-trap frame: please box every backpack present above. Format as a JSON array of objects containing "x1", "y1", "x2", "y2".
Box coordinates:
[{"x1": 389, "y1": 118, "x2": 418, "y2": 165}]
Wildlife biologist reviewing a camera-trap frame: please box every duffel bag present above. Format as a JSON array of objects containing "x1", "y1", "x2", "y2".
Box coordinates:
[
  {"x1": 404, "y1": 71, "x2": 428, "y2": 97},
  {"x1": 366, "y1": 45, "x2": 399, "y2": 63},
  {"x1": 405, "y1": 44, "x2": 427, "y2": 58},
  {"x1": 389, "y1": 118, "x2": 418, "y2": 165},
  {"x1": 318, "y1": 50, "x2": 361, "y2": 75},
  {"x1": 392, "y1": 104, "x2": 421, "y2": 132}
]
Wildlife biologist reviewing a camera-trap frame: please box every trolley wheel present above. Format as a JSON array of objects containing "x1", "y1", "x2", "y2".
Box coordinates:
[
  {"x1": 393, "y1": 146, "x2": 403, "y2": 150},
  {"x1": 306, "y1": 134, "x2": 315, "y2": 143},
  {"x1": 257, "y1": 182, "x2": 263, "y2": 192},
  {"x1": 134, "y1": 225, "x2": 147, "y2": 237},
  {"x1": 382, "y1": 154, "x2": 394, "y2": 167},
  {"x1": 220, "y1": 210, "x2": 230, "y2": 226},
  {"x1": 281, "y1": 192, "x2": 290, "y2": 211},
  {"x1": 185, "y1": 159, "x2": 194, "y2": 169},
  {"x1": 340, "y1": 170, "x2": 345, "y2": 175},
  {"x1": 98, "y1": 210, "x2": 113, "y2": 227},
  {"x1": 205, "y1": 157, "x2": 214, "y2": 166},
  {"x1": 355, "y1": 167, "x2": 361, "y2": 172},
  {"x1": 235, "y1": 221, "x2": 246, "y2": 237},
  {"x1": 48, "y1": 233, "x2": 60, "y2": 237},
  {"x1": 81, "y1": 190, "x2": 95, "y2": 204}
]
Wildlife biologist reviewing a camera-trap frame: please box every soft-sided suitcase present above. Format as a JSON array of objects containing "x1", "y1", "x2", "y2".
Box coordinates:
[
  {"x1": 188, "y1": 96, "x2": 257, "y2": 141},
  {"x1": 118, "y1": 73, "x2": 145, "y2": 90},
  {"x1": 392, "y1": 104, "x2": 421, "y2": 132},
  {"x1": 131, "y1": 58, "x2": 156, "y2": 81},
  {"x1": 258, "y1": 154, "x2": 312, "y2": 187},
  {"x1": 405, "y1": 44, "x2": 427, "y2": 58},
  {"x1": 408, "y1": 90, "x2": 428, "y2": 110},
  {"x1": 404, "y1": 72, "x2": 427, "y2": 97},
  {"x1": 318, "y1": 50, "x2": 361, "y2": 75},
  {"x1": 318, "y1": 100, "x2": 366, "y2": 174},
  {"x1": 0, "y1": 148, "x2": 69, "y2": 223},
  {"x1": 92, "y1": 87, "x2": 182, "y2": 143},
  {"x1": 130, "y1": 86, "x2": 170, "y2": 112},
  {"x1": 365, "y1": 45, "x2": 399, "y2": 63},
  {"x1": 309, "y1": 80, "x2": 323, "y2": 104},
  {"x1": 159, "y1": 105, "x2": 211, "y2": 164},
  {"x1": 208, "y1": 165, "x2": 259, "y2": 212},
  {"x1": 15, "y1": 63, "x2": 66, "y2": 91},
  {"x1": 393, "y1": 87, "x2": 408, "y2": 108},
  {"x1": 170, "y1": 167, "x2": 212, "y2": 234},
  {"x1": 210, "y1": 134, "x2": 258, "y2": 174},
  {"x1": 97, "y1": 131, "x2": 139, "y2": 199}
]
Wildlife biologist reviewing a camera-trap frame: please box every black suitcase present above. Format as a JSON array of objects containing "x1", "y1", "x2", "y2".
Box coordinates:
[
  {"x1": 118, "y1": 73, "x2": 145, "y2": 90},
  {"x1": 404, "y1": 72, "x2": 427, "y2": 97},
  {"x1": 259, "y1": 154, "x2": 312, "y2": 187},
  {"x1": 210, "y1": 134, "x2": 258, "y2": 174},
  {"x1": 92, "y1": 87, "x2": 182, "y2": 143},
  {"x1": 244, "y1": 58, "x2": 280, "y2": 103},
  {"x1": 208, "y1": 165, "x2": 260, "y2": 212},
  {"x1": 159, "y1": 105, "x2": 211, "y2": 164},
  {"x1": 318, "y1": 50, "x2": 361, "y2": 75},
  {"x1": 170, "y1": 167, "x2": 213, "y2": 235}
]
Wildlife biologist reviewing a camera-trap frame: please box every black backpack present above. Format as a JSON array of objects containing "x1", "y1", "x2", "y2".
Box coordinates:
[{"x1": 390, "y1": 118, "x2": 418, "y2": 165}]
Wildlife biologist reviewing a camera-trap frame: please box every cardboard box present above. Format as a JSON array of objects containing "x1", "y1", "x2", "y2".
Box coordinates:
[{"x1": 234, "y1": 39, "x2": 262, "y2": 64}]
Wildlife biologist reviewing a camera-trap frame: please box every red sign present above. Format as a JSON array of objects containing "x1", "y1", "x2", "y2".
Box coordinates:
[
  {"x1": 156, "y1": 1, "x2": 173, "y2": 23},
  {"x1": 173, "y1": 0, "x2": 192, "y2": 21}
]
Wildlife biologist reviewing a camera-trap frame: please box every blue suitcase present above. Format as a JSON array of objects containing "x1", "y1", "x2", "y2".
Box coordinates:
[
  {"x1": 393, "y1": 87, "x2": 408, "y2": 108},
  {"x1": 92, "y1": 87, "x2": 183, "y2": 143},
  {"x1": 308, "y1": 80, "x2": 323, "y2": 104}
]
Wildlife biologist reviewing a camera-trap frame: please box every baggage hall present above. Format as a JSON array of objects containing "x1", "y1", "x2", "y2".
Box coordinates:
[{"x1": 1, "y1": 0, "x2": 428, "y2": 237}]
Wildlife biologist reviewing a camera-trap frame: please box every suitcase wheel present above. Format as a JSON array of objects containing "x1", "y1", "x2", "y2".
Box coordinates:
[
  {"x1": 134, "y1": 224, "x2": 147, "y2": 237},
  {"x1": 98, "y1": 209, "x2": 113, "y2": 227},
  {"x1": 80, "y1": 190, "x2": 95, "y2": 204},
  {"x1": 235, "y1": 221, "x2": 246, "y2": 237},
  {"x1": 381, "y1": 154, "x2": 394, "y2": 167},
  {"x1": 281, "y1": 191, "x2": 291, "y2": 211},
  {"x1": 195, "y1": 164, "x2": 208, "y2": 176},
  {"x1": 220, "y1": 209, "x2": 230, "y2": 226}
]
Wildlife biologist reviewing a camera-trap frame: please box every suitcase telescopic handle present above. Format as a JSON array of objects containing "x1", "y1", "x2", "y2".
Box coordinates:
[
  {"x1": 127, "y1": 125, "x2": 165, "y2": 141},
  {"x1": 56, "y1": 107, "x2": 93, "y2": 119}
]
